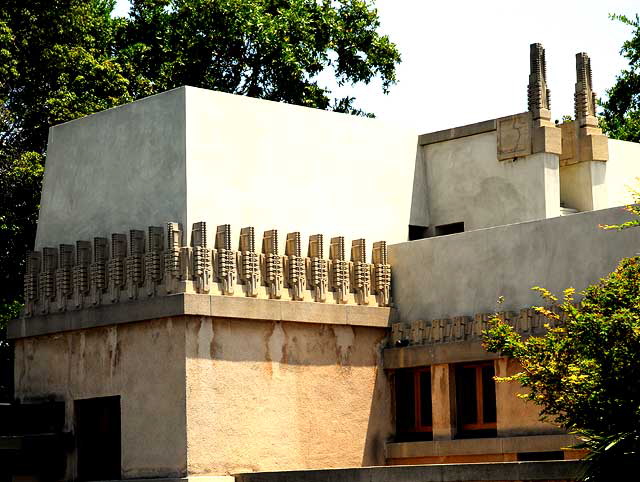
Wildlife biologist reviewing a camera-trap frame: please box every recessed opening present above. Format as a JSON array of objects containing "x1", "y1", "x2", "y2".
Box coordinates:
[
  {"x1": 394, "y1": 367, "x2": 433, "y2": 442},
  {"x1": 75, "y1": 396, "x2": 121, "y2": 481},
  {"x1": 517, "y1": 451, "x2": 564, "y2": 461},
  {"x1": 408, "y1": 225, "x2": 429, "y2": 241},
  {"x1": 435, "y1": 222, "x2": 465, "y2": 237}
]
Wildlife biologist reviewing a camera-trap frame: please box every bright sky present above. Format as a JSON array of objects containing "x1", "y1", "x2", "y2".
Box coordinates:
[{"x1": 113, "y1": 0, "x2": 639, "y2": 134}]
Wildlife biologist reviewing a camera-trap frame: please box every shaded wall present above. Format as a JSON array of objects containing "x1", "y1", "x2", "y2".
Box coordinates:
[{"x1": 184, "y1": 318, "x2": 392, "y2": 475}]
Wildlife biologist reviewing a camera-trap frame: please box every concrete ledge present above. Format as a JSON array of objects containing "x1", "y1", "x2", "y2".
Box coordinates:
[
  {"x1": 386, "y1": 434, "x2": 579, "y2": 459},
  {"x1": 384, "y1": 340, "x2": 499, "y2": 369},
  {"x1": 418, "y1": 118, "x2": 497, "y2": 146},
  {"x1": 8, "y1": 295, "x2": 392, "y2": 339},
  {"x1": 234, "y1": 460, "x2": 581, "y2": 482}
]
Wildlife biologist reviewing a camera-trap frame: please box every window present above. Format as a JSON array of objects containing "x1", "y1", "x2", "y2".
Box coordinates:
[
  {"x1": 435, "y1": 222, "x2": 464, "y2": 237},
  {"x1": 408, "y1": 225, "x2": 429, "y2": 241},
  {"x1": 394, "y1": 367, "x2": 432, "y2": 441},
  {"x1": 455, "y1": 362, "x2": 497, "y2": 438}
]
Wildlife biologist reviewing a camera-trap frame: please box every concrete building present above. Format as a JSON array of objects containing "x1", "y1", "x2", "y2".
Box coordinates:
[{"x1": 4, "y1": 44, "x2": 639, "y2": 482}]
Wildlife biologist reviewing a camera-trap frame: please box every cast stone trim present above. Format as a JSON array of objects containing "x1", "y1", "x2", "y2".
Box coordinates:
[
  {"x1": 22, "y1": 220, "x2": 392, "y2": 320},
  {"x1": 560, "y1": 52, "x2": 608, "y2": 165}
]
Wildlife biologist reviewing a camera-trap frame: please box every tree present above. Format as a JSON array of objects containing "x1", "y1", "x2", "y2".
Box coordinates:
[
  {"x1": 600, "y1": 14, "x2": 640, "y2": 142},
  {"x1": 116, "y1": 0, "x2": 400, "y2": 114},
  {"x1": 484, "y1": 257, "x2": 640, "y2": 481},
  {"x1": 0, "y1": 0, "x2": 400, "y2": 400}
]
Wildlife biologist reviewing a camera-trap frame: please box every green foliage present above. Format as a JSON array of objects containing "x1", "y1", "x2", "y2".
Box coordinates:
[
  {"x1": 115, "y1": 0, "x2": 400, "y2": 111},
  {"x1": 484, "y1": 257, "x2": 640, "y2": 481},
  {"x1": 600, "y1": 14, "x2": 640, "y2": 142}
]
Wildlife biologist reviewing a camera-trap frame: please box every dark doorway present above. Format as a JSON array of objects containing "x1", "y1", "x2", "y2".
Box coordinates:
[{"x1": 75, "y1": 396, "x2": 121, "y2": 481}]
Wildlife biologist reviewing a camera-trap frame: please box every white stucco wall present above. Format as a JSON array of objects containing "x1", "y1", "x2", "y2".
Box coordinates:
[
  {"x1": 605, "y1": 139, "x2": 640, "y2": 208},
  {"x1": 389, "y1": 206, "x2": 640, "y2": 321},
  {"x1": 415, "y1": 132, "x2": 560, "y2": 233},
  {"x1": 35, "y1": 86, "x2": 418, "y2": 253},
  {"x1": 184, "y1": 87, "x2": 417, "y2": 253}
]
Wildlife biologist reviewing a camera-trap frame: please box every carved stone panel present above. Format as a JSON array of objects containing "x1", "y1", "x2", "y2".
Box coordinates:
[{"x1": 497, "y1": 113, "x2": 532, "y2": 160}]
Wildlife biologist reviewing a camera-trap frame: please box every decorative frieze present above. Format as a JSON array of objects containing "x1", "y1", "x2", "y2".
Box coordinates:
[
  {"x1": 390, "y1": 308, "x2": 557, "y2": 348},
  {"x1": 22, "y1": 222, "x2": 392, "y2": 317}
]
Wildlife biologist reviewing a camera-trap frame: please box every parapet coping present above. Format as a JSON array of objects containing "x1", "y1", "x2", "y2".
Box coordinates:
[
  {"x1": 386, "y1": 434, "x2": 579, "y2": 459},
  {"x1": 8, "y1": 294, "x2": 392, "y2": 340},
  {"x1": 234, "y1": 460, "x2": 581, "y2": 482},
  {"x1": 418, "y1": 118, "x2": 498, "y2": 146}
]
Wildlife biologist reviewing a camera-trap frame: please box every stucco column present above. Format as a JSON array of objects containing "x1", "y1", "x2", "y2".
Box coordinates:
[{"x1": 431, "y1": 364, "x2": 456, "y2": 440}]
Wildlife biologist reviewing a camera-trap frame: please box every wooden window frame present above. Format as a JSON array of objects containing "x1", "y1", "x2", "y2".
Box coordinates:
[
  {"x1": 395, "y1": 367, "x2": 432, "y2": 434},
  {"x1": 457, "y1": 362, "x2": 497, "y2": 432}
]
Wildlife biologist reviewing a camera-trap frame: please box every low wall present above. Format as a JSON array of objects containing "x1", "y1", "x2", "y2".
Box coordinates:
[
  {"x1": 390, "y1": 206, "x2": 639, "y2": 321},
  {"x1": 235, "y1": 460, "x2": 580, "y2": 482}
]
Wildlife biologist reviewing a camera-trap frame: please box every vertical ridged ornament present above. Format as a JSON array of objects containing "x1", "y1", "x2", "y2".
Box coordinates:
[
  {"x1": 73, "y1": 241, "x2": 92, "y2": 308},
  {"x1": 351, "y1": 239, "x2": 370, "y2": 305},
  {"x1": 108, "y1": 233, "x2": 127, "y2": 302},
  {"x1": 39, "y1": 247, "x2": 58, "y2": 314},
  {"x1": 239, "y1": 227, "x2": 259, "y2": 297},
  {"x1": 215, "y1": 224, "x2": 234, "y2": 295},
  {"x1": 372, "y1": 241, "x2": 391, "y2": 307},
  {"x1": 90, "y1": 238, "x2": 108, "y2": 305},
  {"x1": 126, "y1": 230, "x2": 145, "y2": 299},
  {"x1": 145, "y1": 226, "x2": 164, "y2": 297},
  {"x1": 262, "y1": 230, "x2": 282, "y2": 299},
  {"x1": 307, "y1": 234, "x2": 327, "y2": 302},
  {"x1": 164, "y1": 222, "x2": 183, "y2": 294},
  {"x1": 329, "y1": 237, "x2": 349, "y2": 304},
  {"x1": 285, "y1": 232, "x2": 305, "y2": 301},
  {"x1": 24, "y1": 251, "x2": 41, "y2": 317},
  {"x1": 56, "y1": 244, "x2": 74, "y2": 312}
]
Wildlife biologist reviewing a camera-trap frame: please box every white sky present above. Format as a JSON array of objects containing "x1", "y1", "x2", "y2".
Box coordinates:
[{"x1": 112, "y1": 0, "x2": 638, "y2": 134}]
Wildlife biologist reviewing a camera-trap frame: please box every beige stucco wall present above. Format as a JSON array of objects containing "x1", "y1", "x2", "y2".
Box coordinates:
[
  {"x1": 184, "y1": 317, "x2": 392, "y2": 476},
  {"x1": 13, "y1": 318, "x2": 188, "y2": 479},
  {"x1": 495, "y1": 358, "x2": 561, "y2": 437}
]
